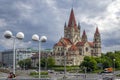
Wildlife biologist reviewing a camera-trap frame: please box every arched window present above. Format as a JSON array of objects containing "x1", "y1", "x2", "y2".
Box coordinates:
[{"x1": 86, "y1": 47, "x2": 88, "y2": 52}]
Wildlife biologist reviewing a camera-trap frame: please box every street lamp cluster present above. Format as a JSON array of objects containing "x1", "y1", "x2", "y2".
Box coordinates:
[
  {"x1": 4, "y1": 30, "x2": 47, "y2": 79},
  {"x1": 32, "y1": 34, "x2": 47, "y2": 78},
  {"x1": 4, "y1": 31, "x2": 24, "y2": 74}
]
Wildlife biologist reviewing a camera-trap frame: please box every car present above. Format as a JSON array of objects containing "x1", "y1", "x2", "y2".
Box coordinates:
[
  {"x1": 103, "y1": 77, "x2": 113, "y2": 80},
  {"x1": 60, "y1": 71, "x2": 64, "y2": 74},
  {"x1": 99, "y1": 70, "x2": 113, "y2": 75},
  {"x1": 48, "y1": 70, "x2": 54, "y2": 73}
]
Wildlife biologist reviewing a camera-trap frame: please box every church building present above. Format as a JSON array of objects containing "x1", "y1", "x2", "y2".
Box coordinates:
[{"x1": 53, "y1": 8, "x2": 101, "y2": 66}]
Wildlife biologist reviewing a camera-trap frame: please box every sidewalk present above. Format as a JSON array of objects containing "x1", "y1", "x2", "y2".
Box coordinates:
[
  {"x1": 0, "y1": 70, "x2": 34, "y2": 79},
  {"x1": 0, "y1": 72, "x2": 8, "y2": 79}
]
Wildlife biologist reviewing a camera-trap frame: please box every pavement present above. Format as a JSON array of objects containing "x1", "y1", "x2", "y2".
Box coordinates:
[
  {"x1": 1, "y1": 70, "x2": 120, "y2": 80},
  {"x1": 0, "y1": 70, "x2": 34, "y2": 79},
  {"x1": 0, "y1": 72, "x2": 8, "y2": 79}
]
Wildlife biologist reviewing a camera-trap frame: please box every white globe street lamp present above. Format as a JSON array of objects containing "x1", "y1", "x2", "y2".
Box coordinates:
[
  {"x1": 32, "y1": 34, "x2": 47, "y2": 79},
  {"x1": 4, "y1": 30, "x2": 24, "y2": 74}
]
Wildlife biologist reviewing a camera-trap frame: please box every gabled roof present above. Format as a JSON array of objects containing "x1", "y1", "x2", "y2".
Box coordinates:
[
  {"x1": 76, "y1": 41, "x2": 94, "y2": 47},
  {"x1": 88, "y1": 42, "x2": 94, "y2": 47},
  {"x1": 55, "y1": 42, "x2": 64, "y2": 46},
  {"x1": 69, "y1": 44, "x2": 78, "y2": 51},
  {"x1": 54, "y1": 38, "x2": 72, "y2": 47},
  {"x1": 62, "y1": 38, "x2": 72, "y2": 45},
  {"x1": 76, "y1": 41, "x2": 85, "y2": 46}
]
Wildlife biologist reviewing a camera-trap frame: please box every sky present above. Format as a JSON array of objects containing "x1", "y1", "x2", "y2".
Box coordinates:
[{"x1": 0, "y1": 0, "x2": 120, "y2": 53}]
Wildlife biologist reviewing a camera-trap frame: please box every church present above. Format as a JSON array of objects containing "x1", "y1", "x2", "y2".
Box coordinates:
[{"x1": 53, "y1": 8, "x2": 101, "y2": 66}]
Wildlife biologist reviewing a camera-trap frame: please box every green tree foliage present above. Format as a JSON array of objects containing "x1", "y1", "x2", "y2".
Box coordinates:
[
  {"x1": 41, "y1": 58, "x2": 46, "y2": 67},
  {"x1": 80, "y1": 56, "x2": 97, "y2": 72},
  {"x1": 25, "y1": 58, "x2": 32, "y2": 69},
  {"x1": 47, "y1": 57, "x2": 55, "y2": 68},
  {"x1": 80, "y1": 51, "x2": 120, "y2": 72},
  {"x1": 40, "y1": 57, "x2": 55, "y2": 69},
  {"x1": 18, "y1": 58, "x2": 32, "y2": 69},
  {"x1": 18, "y1": 60, "x2": 24, "y2": 68}
]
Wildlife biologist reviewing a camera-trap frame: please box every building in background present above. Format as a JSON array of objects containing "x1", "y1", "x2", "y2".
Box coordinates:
[
  {"x1": 31, "y1": 49, "x2": 53, "y2": 68},
  {"x1": 1, "y1": 48, "x2": 36, "y2": 67},
  {"x1": 2, "y1": 50, "x2": 13, "y2": 67},
  {"x1": 53, "y1": 8, "x2": 101, "y2": 66}
]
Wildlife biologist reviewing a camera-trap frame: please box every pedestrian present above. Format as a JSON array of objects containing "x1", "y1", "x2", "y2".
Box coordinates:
[
  {"x1": 7, "y1": 72, "x2": 13, "y2": 78},
  {"x1": 12, "y1": 73, "x2": 16, "y2": 78},
  {"x1": 7, "y1": 72, "x2": 16, "y2": 79}
]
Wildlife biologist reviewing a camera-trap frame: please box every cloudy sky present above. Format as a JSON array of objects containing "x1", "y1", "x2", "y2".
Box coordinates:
[{"x1": 0, "y1": 0, "x2": 120, "y2": 53}]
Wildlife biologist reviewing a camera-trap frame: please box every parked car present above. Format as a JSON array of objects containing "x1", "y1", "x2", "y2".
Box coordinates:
[{"x1": 48, "y1": 70, "x2": 54, "y2": 73}]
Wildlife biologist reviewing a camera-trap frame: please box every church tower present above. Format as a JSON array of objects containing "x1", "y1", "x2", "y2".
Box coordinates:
[
  {"x1": 64, "y1": 8, "x2": 81, "y2": 44},
  {"x1": 53, "y1": 8, "x2": 102, "y2": 66},
  {"x1": 82, "y1": 30, "x2": 88, "y2": 42},
  {"x1": 93, "y1": 27, "x2": 101, "y2": 56}
]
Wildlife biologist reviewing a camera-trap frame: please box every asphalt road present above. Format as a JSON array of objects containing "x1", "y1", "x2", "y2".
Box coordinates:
[{"x1": 1, "y1": 70, "x2": 120, "y2": 80}]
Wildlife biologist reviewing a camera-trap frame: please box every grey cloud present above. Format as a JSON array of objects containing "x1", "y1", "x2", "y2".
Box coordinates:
[{"x1": 0, "y1": 0, "x2": 120, "y2": 53}]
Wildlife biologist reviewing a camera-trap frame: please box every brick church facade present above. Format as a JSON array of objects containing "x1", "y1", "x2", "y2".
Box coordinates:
[{"x1": 53, "y1": 8, "x2": 101, "y2": 66}]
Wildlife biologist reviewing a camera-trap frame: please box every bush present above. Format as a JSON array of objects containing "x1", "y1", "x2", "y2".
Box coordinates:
[
  {"x1": 116, "y1": 74, "x2": 120, "y2": 77},
  {"x1": 29, "y1": 72, "x2": 38, "y2": 75},
  {"x1": 0, "y1": 68, "x2": 10, "y2": 73},
  {"x1": 29, "y1": 71, "x2": 48, "y2": 76},
  {"x1": 41, "y1": 71, "x2": 48, "y2": 75},
  {"x1": 29, "y1": 71, "x2": 49, "y2": 78},
  {"x1": 53, "y1": 66, "x2": 80, "y2": 71}
]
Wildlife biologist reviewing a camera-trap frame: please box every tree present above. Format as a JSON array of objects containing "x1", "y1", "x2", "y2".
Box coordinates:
[
  {"x1": 41, "y1": 58, "x2": 46, "y2": 67},
  {"x1": 47, "y1": 57, "x2": 55, "y2": 68},
  {"x1": 18, "y1": 58, "x2": 32, "y2": 69},
  {"x1": 102, "y1": 60, "x2": 111, "y2": 69},
  {"x1": 80, "y1": 56, "x2": 97, "y2": 72},
  {"x1": 18, "y1": 60, "x2": 24, "y2": 69},
  {"x1": 37, "y1": 57, "x2": 55, "y2": 69},
  {"x1": 25, "y1": 58, "x2": 32, "y2": 69}
]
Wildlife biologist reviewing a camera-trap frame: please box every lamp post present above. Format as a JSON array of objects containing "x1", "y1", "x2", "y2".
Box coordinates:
[
  {"x1": 4, "y1": 30, "x2": 24, "y2": 74},
  {"x1": 113, "y1": 59, "x2": 116, "y2": 75},
  {"x1": 84, "y1": 67, "x2": 87, "y2": 80},
  {"x1": 32, "y1": 34, "x2": 47, "y2": 78},
  {"x1": 64, "y1": 51, "x2": 66, "y2": 79}
]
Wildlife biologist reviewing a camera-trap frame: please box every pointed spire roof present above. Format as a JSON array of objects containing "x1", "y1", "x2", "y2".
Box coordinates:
[
  {"x1": 95, "y1": 27, "x2": 100, "y2": 34},
  {"x1": 78, "y1": 22, "x2": 81, "y2": 29},
  {"x1": 68, "y1": 8, "x2": 77, "y2": 27},
  {"x1": 64, "y1": 22, "x2": 66, "y2": 28},
  {"x1": 82, "y1": 30, "x2": 86, "y2": 37},
  {"x1": 82, "y1": 30, "x2": 87, "y2": 42}
]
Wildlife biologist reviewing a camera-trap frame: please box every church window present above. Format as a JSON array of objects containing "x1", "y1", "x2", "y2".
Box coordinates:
[
  {"x1": 91, "y1": 50, "x2": 93, "y2": 53},
  {"x1": 86, "y1": 47, "x2": 88, "y2": 52},
  {"x1": 79, "y1": 52, "x2": 82, "y2": 55},
  {"x1": 79, "y1": 48, "x2": 82, "y2": 52},
  {"x1": 95, "y1": 44, "x2": 97, "y2": 47},
  {"x1": 95, "y1": 39, "x2": 97, "y2": 41}
]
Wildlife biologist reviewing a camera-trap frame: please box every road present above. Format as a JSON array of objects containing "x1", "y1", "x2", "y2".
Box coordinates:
[{"x1": 1, "y1": 70, "x2": 120, "y2": 79}]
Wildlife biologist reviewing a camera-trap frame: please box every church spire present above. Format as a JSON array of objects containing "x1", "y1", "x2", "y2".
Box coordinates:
[
  {"x1": 78, "y1": 22, "x2": 81, "y2": 29},
  {"x1": 64, "y1": 22, "x2": 66, "y2": 28},
  {"x1": 68, "y1": 8, "x2": 77, "y2": 27},
  {"x1": 95, "y1": 27, "x2": 99, "y2": 35},
  {"x1": 82, "y1": 30, "x2": 87, "y2": 42}
]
